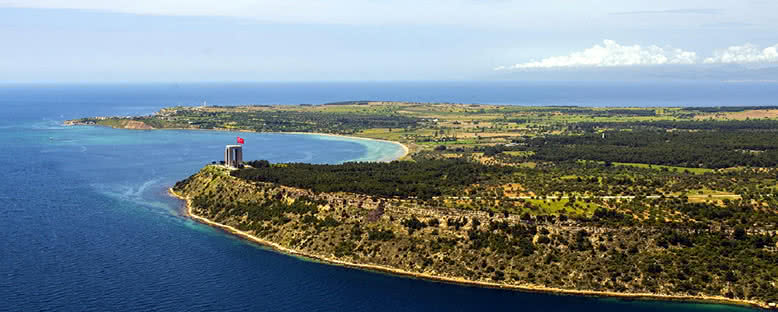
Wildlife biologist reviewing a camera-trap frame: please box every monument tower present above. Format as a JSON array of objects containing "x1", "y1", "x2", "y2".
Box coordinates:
[{"x1": 224, "y1": 145, "x2": 243, "y2": 168}]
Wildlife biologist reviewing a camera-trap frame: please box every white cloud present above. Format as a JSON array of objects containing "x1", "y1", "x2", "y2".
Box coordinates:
[
  {"x1": 704, "y1": 43, "x2": 778, "y2": 64},
  {"x1": 497, "y1": 40, "x2": 778, "y2": 71},
  {"x1": 496, "y1": 40, "x2": 697, "y2": 70}
]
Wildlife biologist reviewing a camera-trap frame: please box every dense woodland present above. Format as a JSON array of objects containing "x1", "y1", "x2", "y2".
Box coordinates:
[
  {"x1": 524, "y1": 129, "x2": 778, "y2": 168},
  {"x1": 237, "y1": 159, "x2": 511, "y2": 199}
]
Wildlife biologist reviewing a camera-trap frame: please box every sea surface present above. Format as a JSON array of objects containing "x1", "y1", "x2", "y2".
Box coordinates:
[{"x1": 0, "y1": 82, "x2": 768, "y2": 311}]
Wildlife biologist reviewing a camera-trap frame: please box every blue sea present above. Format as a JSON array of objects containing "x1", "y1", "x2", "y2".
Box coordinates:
[{"x1": 0, "y1": 82, "x2": 771, "y2": 312}]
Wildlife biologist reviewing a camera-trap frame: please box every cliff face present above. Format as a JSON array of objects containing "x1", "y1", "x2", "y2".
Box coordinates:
[
  {"x1": 121, "y1": 120, "x2": 153, "y2": 129},
  {"x1": 172, "y1": 166, "x2": 775, "y2": 308},
  {"x1": 64, "y1": 118, "x2": 154, "y2": 129}
]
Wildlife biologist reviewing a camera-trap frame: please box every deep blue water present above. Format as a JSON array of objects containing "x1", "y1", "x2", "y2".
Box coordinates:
[{"x1": 0, "y1": 83, "x2": 766, "y2": 311}]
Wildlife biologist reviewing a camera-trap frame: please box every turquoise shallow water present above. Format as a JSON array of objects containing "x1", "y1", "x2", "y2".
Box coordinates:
[{"x1": 0, "y1": 84, "x2": 764, "y2": 311}]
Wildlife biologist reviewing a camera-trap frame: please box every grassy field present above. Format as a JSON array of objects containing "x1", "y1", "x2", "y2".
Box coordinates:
[{"x1": 73, "y1": 102, "x2": 778, "y2": 156}]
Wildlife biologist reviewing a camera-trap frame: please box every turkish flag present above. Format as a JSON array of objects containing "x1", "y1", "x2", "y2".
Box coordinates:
[{"x1": 237, "y1": 137, "x2": 245, "y2": 144}]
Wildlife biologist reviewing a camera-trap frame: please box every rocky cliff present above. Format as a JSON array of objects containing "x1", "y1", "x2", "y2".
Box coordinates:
[{"x1": 171, "y1": 166, "x2": 775, "y2": 309}]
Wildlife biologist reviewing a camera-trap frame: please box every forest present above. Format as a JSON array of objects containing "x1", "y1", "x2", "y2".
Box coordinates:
[
  {"x1": 525, "y1": 129, "x2": 778, "y2": 168},
  {"x1": 236, "y1": 159, "x2": 512, "y2": 199}
]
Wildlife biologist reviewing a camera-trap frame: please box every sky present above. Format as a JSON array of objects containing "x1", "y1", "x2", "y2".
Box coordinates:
[{"x1": 0, "y1": 0, "x2": 777, "y2": 82}]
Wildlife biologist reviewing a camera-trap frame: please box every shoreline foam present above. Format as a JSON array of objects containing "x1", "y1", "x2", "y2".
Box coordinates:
[{"x1": 168, "y1": 188, "x2": 768, "y2": 310}]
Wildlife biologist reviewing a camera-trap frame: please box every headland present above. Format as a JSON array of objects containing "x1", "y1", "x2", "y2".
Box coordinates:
[{"x1": 71, "y1": 101, "x2": 778, "y2": 309}]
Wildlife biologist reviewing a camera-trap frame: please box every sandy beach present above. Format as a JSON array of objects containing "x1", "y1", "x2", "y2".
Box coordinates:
[
  {"x1": 66, "y1": 121, "x2": 410, "y2": 162},
  {"x1": 281, "y1": 131, "x2": 410, "y2": 161}
]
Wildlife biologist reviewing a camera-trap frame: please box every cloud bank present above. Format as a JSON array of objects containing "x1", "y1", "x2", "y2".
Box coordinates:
[
  {"x1": 498, "y1": 41, "x2": 778, "y2": 71},
  {"x1": 497, "y1": 40, "x2": 697, "y2": 70},
  {"x1": 704, "y1": 44, "x2": 778, "y2": 64}
]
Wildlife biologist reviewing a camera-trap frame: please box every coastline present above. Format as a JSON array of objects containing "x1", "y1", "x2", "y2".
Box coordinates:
[
  {"x1": 72, "y1": 121, "x2": 769, "y2": 310},
  {"x1": 65, "y1": 122, "x2": 410, "y2": 162},
  {"x1": 168, "y1": 187, "x2": 769, "y2": 310},
  {"x1": 281, "y1": 131, "x2": 409, "y2": 161}
]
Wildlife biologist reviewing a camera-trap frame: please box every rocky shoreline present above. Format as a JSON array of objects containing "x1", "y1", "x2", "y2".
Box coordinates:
[{"x1": 169, "y1": 167, "x2": 774, "y2": 310}]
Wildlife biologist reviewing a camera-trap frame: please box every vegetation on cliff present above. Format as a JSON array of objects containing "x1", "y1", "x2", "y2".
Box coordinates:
[
  {"x1": 234, "y1": 159, "x2": 511, "y2": 199},
  {"x1": 174, "y1": 164, "x2": 778, "y2": 307},
  {"x1": 73, "y1": 101, "x2": 778, "y2": 307}
]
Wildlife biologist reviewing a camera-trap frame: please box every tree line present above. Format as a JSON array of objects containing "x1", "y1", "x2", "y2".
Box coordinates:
[
  {"x1": 233, "y1": 159, "x2": 513, "y2": 199},
  {"x1": 154, "y1": 109, "x2": 421, "y2": 134},
  {"x1": 570, "y1": 119, "x2": 778, "y2": 131},
  {"x1": 526, "y1": 129, "x2": 778, "y2": 168}
]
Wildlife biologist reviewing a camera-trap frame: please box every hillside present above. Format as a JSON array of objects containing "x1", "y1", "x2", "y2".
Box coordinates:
[{"x1": 172, "y1": 164, "x2": 778, "y2": 308}]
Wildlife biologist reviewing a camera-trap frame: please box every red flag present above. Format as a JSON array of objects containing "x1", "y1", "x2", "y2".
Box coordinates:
[{"x1": 237, "y1": 137, "x2": 245, "y2": 144}]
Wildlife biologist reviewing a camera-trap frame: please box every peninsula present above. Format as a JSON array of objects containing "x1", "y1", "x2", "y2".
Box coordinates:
[{"x1": 69, "y1": 102, "x2": 778, "y2": 309}]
